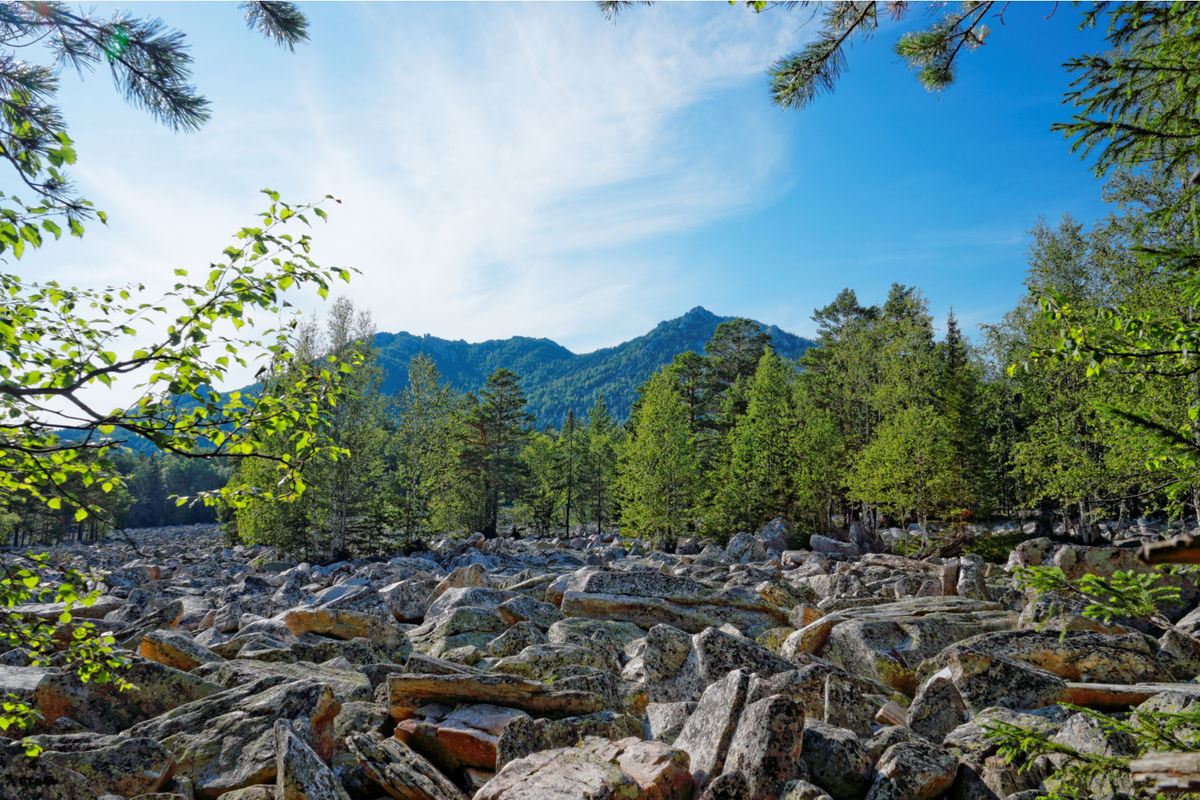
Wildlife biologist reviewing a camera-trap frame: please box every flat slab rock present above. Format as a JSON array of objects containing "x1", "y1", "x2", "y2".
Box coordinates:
[
  {"x1": 387, "y1": 673, "x2": 606, "y2": 721},
  {"x1": 475, "y1": 735, "x2": 692, "y2": 800}
]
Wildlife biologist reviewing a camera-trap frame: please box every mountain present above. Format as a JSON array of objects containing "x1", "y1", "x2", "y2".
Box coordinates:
[{"x1": 373, "y1": 306, "x2": 815, "y2": 427}]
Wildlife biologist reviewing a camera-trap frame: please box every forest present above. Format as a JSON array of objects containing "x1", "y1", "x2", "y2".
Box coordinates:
[{"x1": 18, "y1": 162, "x2": 1188, "y2": 562}]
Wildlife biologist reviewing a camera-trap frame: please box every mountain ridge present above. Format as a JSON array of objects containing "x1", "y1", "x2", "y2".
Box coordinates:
[{"x1": 372, "y1": 306, "x2": 815, "y2": 426}]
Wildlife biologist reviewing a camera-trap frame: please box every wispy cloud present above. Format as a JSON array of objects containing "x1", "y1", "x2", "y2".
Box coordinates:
[{"x1": 22, "y1": 3, "x2": 806, "y2": 357}]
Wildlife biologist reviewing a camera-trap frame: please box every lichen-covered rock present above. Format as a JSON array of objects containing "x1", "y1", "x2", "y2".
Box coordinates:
[
  {"x1": 475, "y1": 736, "x2": 691, "y2": 800},
  {"x1": 275, "y1": 720, "x2": 351, "y2": 800},
  {"x1": 386, "y1": 672, "x2": 606, "y2": 720},
  {"x1": 345, "y1": 732, "x2": 467, "y2": 800},
  {"x1": 407, "y1": 607, "x2": 507, "y2": 657},
  {"x1": 674, "y1": 668, "x2": 751, "y2": 790},
  {"x1": 724, "y1": 693, "x2": 806, "y2": 799},
  {"x1": 487, "y1": 621, "x2": 547, "y2": 658},
  {"x1": 193, "y1": 658, "x2": 373, "y2": 703},
  {"x1": 34, "y1": 657, "x2": 223, "y2": 734},
  {"x1": 396, "y1": 702, "x2": 527, "y2": 772},
  {"x1": 380, "y1": 577, "x2": 436, "y2": 623},
  {"x1": 800, "y1": 720, "x2": 873, "y2": 800},
  {"x1": 490, "y1": 643, "x2": 609, "y2": 682},
  {"x1": 947, "y1": 647, "x2": 1068, "y2": 715},
  {"x1": 0, "y1": 739, "x2": 95, "y2": 800},
  {"x1": 283, "y1": 608, "x2": 406, "y2": 651},
  {"x1": 928, "y1": 629, "x2": 1170, "y2": 685},
  {"x1": 726, "y1": 533, "x2": 768, "y2": 563},
  {"x1": 698, "y1": 769, "x2": 752, "y2": 800},
  {"x1": 865, "y1": 740, "x2": 958, "y2": 800},
  {"x1": 495, "y1": 710, "x2": 642, "y2": 769},
  {"x1": 642, "y1": 623, "x2": 702, "y2": 703},
  {"x1": 547, "y1": 618, "x2": 647, "y2": 670},
  {"x1": 691, "y1": 626, "x2": 794, "y2": 691},
  {"x1": 818, "y1": 598, "x2": 1016, "y2": 694},
  {"x1": 124, "y1": 677, "x2": 340, "y2": 798},
  {"x1": 497, "y1": 594, "x2": 564, "y2": 629},
  {"x1": 647, "y1": 701, "x2": 696, "y2": 744},
  {"x1": 908, "y1": 668, "x2": 968, "y2": 743},
  {"x1": 558, "y1": 569, "x2": 787, "y2": 635},
  {"x1": 40, "y1": 735, "x2": 175, "y2": 797},
  {"x1": 138, "y1": 629, "x2": 223, "y2": 671},
  {"x1": 780, "y1": 779, "x2": 835, "y2": 800}
]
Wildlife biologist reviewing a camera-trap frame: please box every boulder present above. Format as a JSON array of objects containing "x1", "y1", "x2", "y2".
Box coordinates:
[
  {"x1": 800, "y1": 721, "x2": 873, "y2": 800},
  {"x1": 283, "y1": 609, "x2": 406, "y2": 651},
  {"x1": 39, "y1": 735, "x2": 175, "y2": 797},
  {"x1": 138, "y1": 629, "x2": 223, "y2": 672},
  {"x1": 345, "y1": 733, "x2": 467, "y2": 800},
  {"x1": 386, "y1": 673, "x2": 606, "y2": 720},
  {"x1": 724, "y1": 693, "x2": 806, "y2": 799},
  {"x1": 124, "y1": 677, "x2": 340, "y2": 798},
  {"x1": 495, "y1": 711, "x2": 643, "y2": 769},
  {"x1": 947, "y1": 647, "x2": 1068, "y2": 714},
  {"x1": 381, "y1": 578, "x2": 435, "y2": 624},
  {"x1": 557, "y1": 570, "x2": 787, "y2": 635},
  {"x1": 907, "y1": 668, "x2": 968, "y2": 743},
  {"x1": 674, "y1": 668, "x2": 751, "y2": 790},
  {"x1": 0, "y1": 739, "x2": 95, "y2": 800},
  {"x1": 193, "y1": 658, "x2": 373, "y2": 703},
  {"x1": 275, "y1": 720, "x2": 351, "y2": 800},
  {"x1": 34, "y1": 658, "x2": 223, "y2": 734},
  {"x1": 395, "y1": 702, "x2": 529, "y2": 772},
  {"x1": 475, "y1": 736, "x2": 691, "y2": 800},
  {"x1": 865, "y1": 740, "x2": 958, "y2": 800}
]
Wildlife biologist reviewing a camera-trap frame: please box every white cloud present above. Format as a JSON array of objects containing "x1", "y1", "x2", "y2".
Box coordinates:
[{"x1": 18, "y1": 2, "x2": 806, "y2": 362}]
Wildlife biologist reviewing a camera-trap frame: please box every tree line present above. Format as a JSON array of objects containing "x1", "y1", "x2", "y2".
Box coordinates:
[{"x1": 219, "y1": 170, "x2": 1200, "y2": 560}]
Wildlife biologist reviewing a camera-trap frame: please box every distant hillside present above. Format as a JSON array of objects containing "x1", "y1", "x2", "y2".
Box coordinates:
[{"x1": 374, "y1": 306, "x2": 814, "y2": 427}]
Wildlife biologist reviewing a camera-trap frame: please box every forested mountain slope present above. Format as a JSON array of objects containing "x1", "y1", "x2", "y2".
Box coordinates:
[{"x1": 372, "y1": 306, "x2": 814, "y2": 426}]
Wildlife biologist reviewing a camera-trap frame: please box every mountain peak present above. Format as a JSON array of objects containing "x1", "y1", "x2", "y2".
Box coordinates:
[{"x1": 683, "y1": 305, "x2": 716, "y2": 319}]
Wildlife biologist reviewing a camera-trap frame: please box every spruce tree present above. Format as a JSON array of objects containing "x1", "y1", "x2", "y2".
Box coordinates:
[
  {"x1": 458, "y1": 368, "x2": 533, "y2": 537},
  {"x1": 619, "y1": 372, "x2": 698, "y2": 546},
  {"x1": 580, "y1": 397, "x2": 620, "y2": 536}
]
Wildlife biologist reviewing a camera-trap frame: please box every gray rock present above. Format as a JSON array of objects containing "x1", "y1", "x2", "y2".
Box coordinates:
[
  {"x1": 346, "y1": 732, "x2": 467, "y2": 800},
  {"x1": 699, "y1": 769, "x2": 753, "y2": 800},
  {"x1": 0, "y1": 739, "x2": 95, "y2": 800},
  {"x1": 726, "y1": 533, "x2": 768, "y2": 564},
  {"x1": 780, "y1": 779, "x2": 836, "y2": 800},
  {"x1": 495, "y1": 710, "x2": 643, "y2": 768},
  {"x1": 275, "y1": 720, "x2": 350, "y2": 800},
  {"x1": 647, "y1": 701, "x2": 696, "y2": 744},
  {"x1": 125, "y1": 677, "x2": 341, "y2": 797},
  {"x1": 908, "y1": 667, "x2": 968, "y2": 743},
  {"x1": 948, "y1": 647, "x2": 1067, "y2": 715},
  {"x1": 487, "y1": 621, "x2": 547, "y2": 658},
  {"x1": 801, "y1": 720, "x2": 873, "y2": 800},
  {"x1": 40, "y1": 736, "x2": 174, "y2": 797},
  {"x1": 865, "y1": 740, "x2": 958, "y2": 800},
  {"x1": 642, "y1": 624, "x2": 701, "y2": 703},
  {"x1": 725, "y1": 693, "x2": 806, "y2": 799},
  {"x1": 674, "y1": 668, "x2": 751, "y2": 791}
]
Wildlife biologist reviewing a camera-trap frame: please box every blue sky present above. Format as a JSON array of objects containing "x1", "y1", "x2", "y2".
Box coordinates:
[{"x1": 21, "y1": 2, "x2": 1113, "y2": 354}]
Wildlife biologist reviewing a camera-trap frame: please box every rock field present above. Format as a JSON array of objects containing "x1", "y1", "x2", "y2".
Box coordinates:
[{"x1": 3, "y1": 521, "x2": 1200, "y2": 800}]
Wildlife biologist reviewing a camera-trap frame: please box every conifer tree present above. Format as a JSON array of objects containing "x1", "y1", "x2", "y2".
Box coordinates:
[
  {"x1": 555, "y1": 409, "x2": 583, "y2": 532},
  {"x1": 579, "y1": 397, "x2": 620, "y2": 536},
  {"x1": 391, "y1": 355, "x2": 462, "y2": 541},
  {"x1": 619, "y1": 372, "x2": 698, "y2": 546},
  {"x1": 458, "y1": 369, "x2": 533, "y2": 537}
]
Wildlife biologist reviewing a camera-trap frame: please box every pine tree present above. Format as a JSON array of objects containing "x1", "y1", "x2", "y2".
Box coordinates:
[
  {"x1": 556, "y1": 409, "x2": 583, "y2": 533},
  {"x1": 619, "y1": 372, "x2": 698, "y2": 546},
  {"x1": 391, "y1": 355, "x2": 462, "y2": 542},
  {"x1": 458, "y1": 369, "x2": 533, "y2": 537},
  {"x1": 580, "y1": 397, "x2": 620, "y2": 536},
  {"x1": 715, "y1": 349, "x2": 799, "y2": 532}
]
